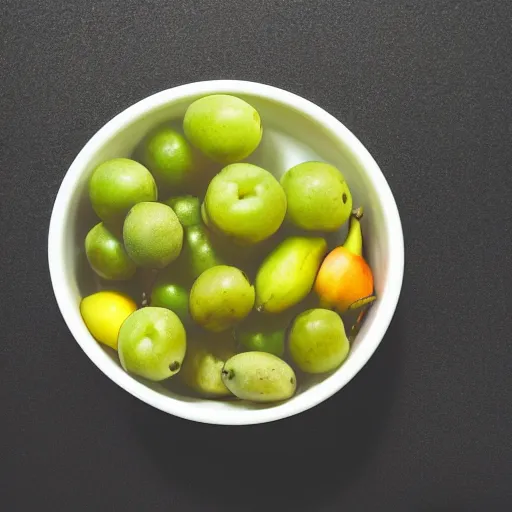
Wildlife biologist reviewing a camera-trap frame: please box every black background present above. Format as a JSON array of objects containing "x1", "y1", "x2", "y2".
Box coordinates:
[{"x1": 2, "y1": 1, "x2": 512, "y2": 510}]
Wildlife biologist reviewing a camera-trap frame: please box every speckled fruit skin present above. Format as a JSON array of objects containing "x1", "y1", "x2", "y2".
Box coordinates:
[
  {"x1": 189, "y1": 265, "x2": 255, "y2": 332},
  {"x1": 123, "y1": 202, "x2": 183, "y2": 269},
  {"x1": 221, "y1": 352, "x2": 296, "y2": 402},
  {"x1": 288, "y1": 308, "x2": 350, "y2": 374},
  {"x1": 281, "y1": 161, "x2": 352, "y2": 231},
  {"x1": 183, "y1": 95, "x2": 262, "y2": 163}
]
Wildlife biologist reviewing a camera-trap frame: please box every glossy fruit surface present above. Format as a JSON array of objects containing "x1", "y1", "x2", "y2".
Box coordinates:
[
  {"x1": 255, "y1": 237, "x2": 327, "y2": 313},
  {"x1": 150, "y1": 272, "x2": 191, "y2": 325},
  {"x1": 85, "y1": 222, "x2": 136, "y2": 280},
  {"x1": 143, "y1": 127, "x2": 194, "y2": 187},
  {"x1": 203, "y1": 163, "x2": 287, "y2": 244},
  {"x1": 314, "y1": 209, "x2": 374, "y2": 312},
  {"x1": 183, "y1": 94, "x2": 262, "y2": 163},
  {"x1": 89, "y1": 158, "x2": 157, "y2": 224},
  {"x1": 80, "y1": 291, "x2": 137, "y2": 350}
]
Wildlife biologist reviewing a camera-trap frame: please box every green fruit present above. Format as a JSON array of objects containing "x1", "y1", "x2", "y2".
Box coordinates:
[
  {"x1": 288, "y1": 309, "x2": 349, "y2": 373},
  {"x1": 203, "y1": 163, "x2": 287, "y2": 244},
  {"x1": 201, "y1": 202, "x2": 211, "y2": 228},
  {"x1": 89, "y1": 158, "x2": 157, "y2": 224},
  {"x1": 235, "y1": 318, "x2": 285, "y2": 357},
  {"x1": 181, "y1": 336, "x2": 235, "y2": 397},
  {"x1": 281, "y1": 161, "x2": 352, "y2": 231},
  {"x1": 150, "y1": 273, "x2": 191, "y2": 325},
  {"x1": 84, "y1": 222, "x2": 136, "y2": 280},
  {"x1": 255, "y1": 237, "x2": 328, "y2": 313},
  {"x1": 189, "y1": 265, "x2": 255, "y2": 332},
  {"x1": 166, "y1": 195, "x2": 224, "y2": 278},
  {"x1": 143, "y1": 127, "x2": 194, "y2": 188},
  {"x1": 118, "y1": 307, "x2": 186, "y2": 381},
  {"x1": 123, "y1": 202, "x2": 183, "y2": 268},
  {"x1": 221, "y1": 352, "x2": 296, "y2": 402},
  {"x1": 181, "y1": 225, "x2": 224, "y2": 279},
  {"x1": 183, "y1": 94, "x2": 262, "y2": 163},
  {"x1": 166, "y1": 195, "x2": 201, "y2": 227}
]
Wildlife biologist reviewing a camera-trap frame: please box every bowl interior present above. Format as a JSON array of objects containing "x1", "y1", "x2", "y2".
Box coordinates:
[{"x1": 55, "y1": 84, "x2": 398, "y2": 424}]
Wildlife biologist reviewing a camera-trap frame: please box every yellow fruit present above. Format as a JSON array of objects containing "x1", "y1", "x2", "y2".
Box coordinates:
[{"x1": 80, "y1": 291, "x2": 137, "y2": 350}]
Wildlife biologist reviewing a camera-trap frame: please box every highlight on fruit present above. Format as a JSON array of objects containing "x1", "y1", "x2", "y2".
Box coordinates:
[
  {"x1": 78, "y1": 93, "x2": 377, "y2": 404},
  {"x1": 314, "y1": 207, "x2": 375, "y2": 313}
]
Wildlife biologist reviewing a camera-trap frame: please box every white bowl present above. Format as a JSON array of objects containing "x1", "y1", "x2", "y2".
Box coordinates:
[{"x1": 48, "y1": 80, "x2": 404, "y2": 425}]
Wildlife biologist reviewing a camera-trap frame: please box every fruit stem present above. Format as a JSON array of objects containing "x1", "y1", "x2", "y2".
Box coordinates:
[
  {"x1": 342, "y1": 208, "x2": 364, "y2": 257},
  {"x1": 348, "y1": 296, "x2": 376, "y2": 342},
  {"x1": 352, "y1": 207, "x2": 364, "y2": 220}
]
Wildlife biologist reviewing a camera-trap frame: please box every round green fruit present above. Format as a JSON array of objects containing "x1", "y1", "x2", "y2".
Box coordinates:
[
  {"x1": 235, "y1": 319, "x2": 285, "y2": 357},
  {"x1": 183, "y1": 94, "x2": 262, "y2": 163},
  {"x1": 166, "y1": 195, "x2": 201, "y2": 227},
  {"x1": 203, "y1": 163, "x2": 287, "y2": 244},
  {"x1": 143, "y1": 127, "x2": 194, "y2": 187},
  {"x1": 288, "y1": 308, "x2": 350, "y2": 373},
  {"x1": 89, "y1": 158, "x2": 157, "y2": 224},
  {"x1": 150, "y1": 273, "x2": 191, "y2": 325},
  {"x1": 118, "y1": 307, "x2": 186, "y2": 381},
  {"x1": 85, "y1": 222, "x2": 136, "y2": 280},
  {"x1": 281, "y1": 161, "x2": 352, "y2": 231},
  {"x1": 189, "y1": 265, "x2": 255, "y2": 332},
  {"x1": 123, "y1": 202, "x2": 183, "y2": 268}
]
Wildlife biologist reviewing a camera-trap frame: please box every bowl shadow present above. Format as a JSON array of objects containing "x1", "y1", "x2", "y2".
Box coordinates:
[{"x1": 129, "y1": 312, "x2": 404, "y2": 511}]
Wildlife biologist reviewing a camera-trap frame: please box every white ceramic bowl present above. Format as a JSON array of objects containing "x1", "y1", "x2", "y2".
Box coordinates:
[{"x1": 48, "y1": 80, "x2": 404, "y2": 425}]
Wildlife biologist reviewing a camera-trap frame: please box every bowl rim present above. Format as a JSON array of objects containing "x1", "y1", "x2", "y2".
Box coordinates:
[{"x1": 48, "y1": 79, "x2": 404, "y2": 425}]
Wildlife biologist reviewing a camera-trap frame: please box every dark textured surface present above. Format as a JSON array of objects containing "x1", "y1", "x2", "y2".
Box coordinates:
[{"x1": 1, "y1": 0, "x2": 512, "y2": 510}]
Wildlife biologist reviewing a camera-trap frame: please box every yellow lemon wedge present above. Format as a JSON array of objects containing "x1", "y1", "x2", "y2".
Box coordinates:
[{"x1": 80, "y1": 291, "x2": 137, "y2": 350}]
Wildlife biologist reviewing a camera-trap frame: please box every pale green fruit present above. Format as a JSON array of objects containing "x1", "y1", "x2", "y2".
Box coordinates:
[
  {"x1": 183, "y1": 94, "x2": 262, "y2": 163},
  {"x1": 281, "y1": 161, "x2": 352, "y2": 231},
  {"x1": 89, "y1": 158, "x2": 157, "y2": 224},
  {"x1": 288, "y1": 309, "x2": 349, "y2": 373},
  {"x1": 189, "y1": 265, "x2": 255, "y2": 332},
  {"x1": 203, "y1": 163, "x2": 287, "y2": 244},
  {"x1": 118, "y1": 307, "x2": 186, "y2": 381},
  {"x1": 85, "y1": 222, "x2": 136, "y2": 280},
  {"x1": 123, "y1": 202, "x2": 183, "y2": 268},
  {"x1": 255, "y1": 237, "x2": 328, "y2": 313},
  {"x1": 221, "y1": 352, "x2": 296, "y2": 402},
  {"x1": 180, "y1": 336, "x2": 235, "y2": 397}
]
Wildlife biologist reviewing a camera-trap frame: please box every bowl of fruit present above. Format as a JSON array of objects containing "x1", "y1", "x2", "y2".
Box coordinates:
[{"x1": 48, "y1": 80, "x2": 404, "y2": 425}]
